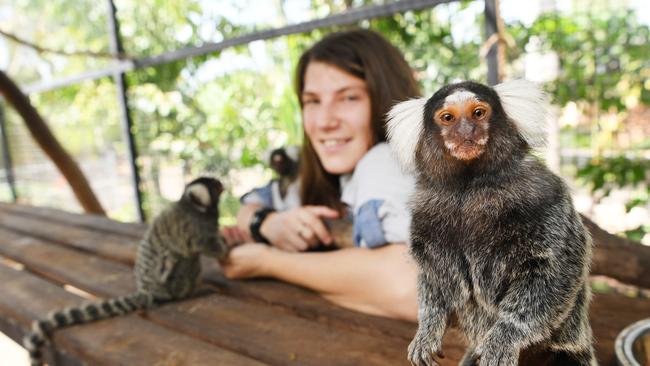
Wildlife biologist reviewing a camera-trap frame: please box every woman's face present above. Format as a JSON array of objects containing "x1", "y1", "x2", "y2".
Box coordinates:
[{"x1": 301, "y1": 62, "x2": 373, "y2": 175}]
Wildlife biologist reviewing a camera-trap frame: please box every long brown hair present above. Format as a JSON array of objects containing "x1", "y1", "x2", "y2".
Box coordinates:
[{"x1": 295, "y1": 29, "x2": 421, "y2": 209}]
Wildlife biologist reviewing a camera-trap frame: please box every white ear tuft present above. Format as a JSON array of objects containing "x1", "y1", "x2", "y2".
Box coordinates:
[
  {"x1": 386, "y1": 97, "x2": 428, "y2": 172},
  {"x1": 285, "y1": 145, "x2": 300, "y2": 162},
  {"x1": 187, "y1": 183, "x2": 211, "y2": 207},
  {"x1": 493, "y1": 79, "x2": 550, "y2": 148}
]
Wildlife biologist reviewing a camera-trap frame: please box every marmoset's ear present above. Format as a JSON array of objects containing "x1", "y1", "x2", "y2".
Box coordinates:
[
  {"x1": 386, "y1": 97, "x2": 428, "y2": 172},
  {"x1": 493, "y1": 79, "x2": 550, "y2": 148},
  {"x1": 185, "y1": 182, "x2": 212, "y2": 212}
]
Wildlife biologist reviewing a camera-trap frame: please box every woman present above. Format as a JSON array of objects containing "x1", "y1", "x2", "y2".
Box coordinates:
[{"x1": 221, "y1": 29, "x2": 421, "y2": 321}]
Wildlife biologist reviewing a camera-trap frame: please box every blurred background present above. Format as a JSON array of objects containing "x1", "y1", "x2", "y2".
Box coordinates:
[
  {"x1": 0, "y1": 0, "x2": 648, "y2": 237},
  {"x1": 1, "y1": 0, "x2": 649, "y2": 362}
]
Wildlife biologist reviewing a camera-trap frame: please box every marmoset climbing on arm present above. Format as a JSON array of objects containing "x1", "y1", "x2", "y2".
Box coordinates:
[{"x1": 387, "y1": 80, "x2": 596, "y2": 366}]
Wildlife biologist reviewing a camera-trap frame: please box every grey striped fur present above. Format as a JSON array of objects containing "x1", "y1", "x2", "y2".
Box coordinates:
[
  {"x1": 24, "y1": 177, "x2": 228, "y2": 366},
  {"x1": 388, "y1": 82, "x2": 596, "y2": 366}
]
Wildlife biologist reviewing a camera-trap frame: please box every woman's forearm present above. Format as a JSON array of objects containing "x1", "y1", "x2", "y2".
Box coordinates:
[{"x1": 263, "y1": 244, "x2": 418, "y2": 321}]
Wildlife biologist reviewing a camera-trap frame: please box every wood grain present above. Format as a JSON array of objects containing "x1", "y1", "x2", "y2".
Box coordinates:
[
  {"x1": 1, "y1": 204, "x2": 649, "y2": 365},
  {"x1": 0, "y1": 263, "x2": 265, "y2": 366}
]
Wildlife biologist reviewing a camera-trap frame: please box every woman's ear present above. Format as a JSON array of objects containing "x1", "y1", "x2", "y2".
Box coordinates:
[{"x1": 386, "y1": 97, "x2": 428, "y2": 173}]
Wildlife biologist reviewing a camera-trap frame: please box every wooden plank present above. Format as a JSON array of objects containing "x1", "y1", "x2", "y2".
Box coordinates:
[
  {"x1": 0, "y1": 226, "x2": 437, "y2": 365},
  {"x1": 0, "y1": 227, "x2": 136, "y2": 298},
  {"x1": 0, "y1": 209, "x2": 136, "y2": 264},
  {"x1": 150, "y1": 294, "x2": 423, "y2": 365},
  {"x1": 3, "y1": 204, "x2": 647, "y2": 365},
  {"x1": 590, "y1": 291, "x2": 650, "y2": 365},
  {"x1": 0, "y1": 204, "x2": 419, "y2": 342},
  {"x1": 0, "y1": 263, "x2": 266, "y2": 366},
  {"x1": 0, "y1": 202, "x2": 147, "y2": 238},
  {"x1": 203, "y1": 260, "x2": 419, "y2": 342}
]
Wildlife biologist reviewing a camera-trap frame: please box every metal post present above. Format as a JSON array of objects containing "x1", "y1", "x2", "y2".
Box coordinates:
[
  {"x1": 484, "y1": 0, "x2": 499, "y2": 85},
  {"x1": 0, "y1": 102, "x2": 18, "y2": 201},
  {"x1": 106, "y1": 0, "x2": 145, "y2": 221}
]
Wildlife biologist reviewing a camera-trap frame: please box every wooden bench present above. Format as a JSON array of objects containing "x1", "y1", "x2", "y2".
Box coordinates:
[{"x1": 0, "y1": 203, "x2": 648, "y2": 365}]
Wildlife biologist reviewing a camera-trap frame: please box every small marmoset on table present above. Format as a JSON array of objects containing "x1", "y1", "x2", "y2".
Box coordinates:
[
  {"x1": 23, "y1": 177, "x2": 229, "y2": 366},
  {"x1": 387, "y1": 80, "x2": 596, "y2": 366}
]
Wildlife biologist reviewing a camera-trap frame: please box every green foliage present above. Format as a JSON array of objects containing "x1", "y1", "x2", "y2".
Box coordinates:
[
  {"x1": 2, "y1": 0, "x2": 112, "y2": 83},
  {"x1": 372, "y1": 5, "x2": 483, "y2": 93},
  {"x1": 512, "y1": 9, "x2": 650, "y2": 241},
  {"x1": 32, "y1": 80, "x2": 122, "y2": 157},
  {"x1": 3, "y1": 0, "x2": 649, "y2": 230},
  {"x1": 509, "y1": 10, "x2": 650, "y2": 111},
  {"x1": 577, "y1": 156, "x2": 650, "y2": 240}
]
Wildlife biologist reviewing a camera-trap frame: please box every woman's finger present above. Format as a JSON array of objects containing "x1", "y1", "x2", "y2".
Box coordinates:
[
  {"x1": 295, "y1": 222, "x2": 321, "y2": 248},
  {"x1": 304, "y1": 205, "x2": 340, "y2": 219},
  {"x1": 297, "y1": 209, "x2": 333, "y2": 245},
  {"x1": 221, "y1": 226, "x2": 240, "y2": 247},
  {"x1": 284, "y1": 230, "x2": 309, "y2": 252}
]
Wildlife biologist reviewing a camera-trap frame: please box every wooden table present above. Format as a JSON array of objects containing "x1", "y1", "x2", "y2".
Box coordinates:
[{"x1": 0, "y1": 203, "x2": 648, "y2": 365}]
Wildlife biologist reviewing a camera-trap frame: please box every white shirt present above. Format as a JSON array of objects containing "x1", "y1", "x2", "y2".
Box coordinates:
[{"x1": 341, "y1": 143, "x2": 415, "y2": 247}]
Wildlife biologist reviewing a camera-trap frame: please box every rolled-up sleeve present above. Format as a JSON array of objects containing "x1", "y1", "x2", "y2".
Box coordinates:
[
  {"x1": 342, "y1": 143, "x2": 415, "y2": 248},
  {"x1": 240, "y1": 183, "x2": 274, "y2": 208}
]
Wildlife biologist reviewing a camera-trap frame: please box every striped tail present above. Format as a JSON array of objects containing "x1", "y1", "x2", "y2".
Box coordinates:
[{"x1": 23, "y1": 292, "x2": 154, "y2": 366}]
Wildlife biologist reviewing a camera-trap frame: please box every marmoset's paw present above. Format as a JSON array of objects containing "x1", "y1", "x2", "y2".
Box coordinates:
[{"x1": 407, "y1": 332, "x2": 444, "y2": 366}]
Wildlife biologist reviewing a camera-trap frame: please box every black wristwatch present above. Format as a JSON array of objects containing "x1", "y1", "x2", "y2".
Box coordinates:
[{"x1": 249, "y1": 207, "x2": 275, "y2": 243}]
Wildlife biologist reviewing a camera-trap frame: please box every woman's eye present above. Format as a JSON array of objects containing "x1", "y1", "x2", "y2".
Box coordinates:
[
  {"x1": 303, "y1": 99, "x2": 319, "y2": 105},
  {"x1": 343, "y1": 95, "x2": 359, "y2": 102},
  {"x1": 473, "y1": 108, "x2": 486, "y2": 119}
]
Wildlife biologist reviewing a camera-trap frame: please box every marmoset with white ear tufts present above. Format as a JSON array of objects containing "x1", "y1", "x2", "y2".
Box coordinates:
[{"x1": 387, "y1": 80, "x2": 596, "y2": 366}]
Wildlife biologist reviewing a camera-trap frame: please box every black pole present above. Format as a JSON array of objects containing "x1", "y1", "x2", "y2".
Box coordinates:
[
  {"x1": 484, "y1": 0, "x2": 499, "y2": 85},
  {"x1": 106, "y1": 0, "x2": 145, "y2": 222},
  {"x1": 0, "y1": 102, "x2": 18, "y2": 202}
]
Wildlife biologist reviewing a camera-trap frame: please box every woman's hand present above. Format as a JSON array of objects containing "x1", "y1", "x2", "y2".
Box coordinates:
[
  {"x1": 220, "y1": 243, "x2": 273, "y2": 279},
  {"x1": 260, "y1": 206, "x2": 339, "y2": 252},
  {"x1": 220, "y1": 225, "x2": 249, "y2": 247}
]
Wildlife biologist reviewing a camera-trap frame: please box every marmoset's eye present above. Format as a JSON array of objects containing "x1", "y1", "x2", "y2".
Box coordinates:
[
  {"x1": 473, "y1": 108, "x2": 486, "y2": 119},
  {"x1": 441, "y1": 113, "x2": 455, "y2": 123}
]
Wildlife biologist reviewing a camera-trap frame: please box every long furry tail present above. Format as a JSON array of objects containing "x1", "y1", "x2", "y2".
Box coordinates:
[{"x1": 23, "y1": 292, "x2": 154, "y2": 366}]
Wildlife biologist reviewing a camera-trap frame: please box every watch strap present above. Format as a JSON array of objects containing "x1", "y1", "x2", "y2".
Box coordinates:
[{"x1": 250, "y1": 207, "x2": 275, "y2": 243}]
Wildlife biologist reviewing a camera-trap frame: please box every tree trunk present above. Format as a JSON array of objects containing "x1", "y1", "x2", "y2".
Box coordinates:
[
  {"x1": 0, "y1": 70, "x2": 105, "y2": 215},
  {"x1": 585, "y1": 214, "x2": 650, "y2": 289}
]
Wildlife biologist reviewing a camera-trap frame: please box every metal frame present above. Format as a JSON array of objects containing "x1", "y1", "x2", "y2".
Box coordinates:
[
  {"x1": 484, "y1": 0, "x2": 499, "y2": 85},
  {"x1": 106, "y1": 0, "x2": 145, "y2": 221},
  {"x1": 23, "y1": 0, "x2": 462, "y2": 95},
  {"x1": 11, "y1": 0, "x2": 499, "y2": 220},
  {"x1": 0, "y1": 103, "x2": 18, "y2": 202}
]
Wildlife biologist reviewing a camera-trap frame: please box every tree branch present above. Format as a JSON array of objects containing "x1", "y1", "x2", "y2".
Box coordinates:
[
  {"x1": 0, "y1": 70, "x2": 106, "y2": 215},
  {"x1": 585, "y1": 214, "x2": 650, "y2": 289},
  {"x1": 0, "y1": 28, "x2": 130, "y2": 60}
]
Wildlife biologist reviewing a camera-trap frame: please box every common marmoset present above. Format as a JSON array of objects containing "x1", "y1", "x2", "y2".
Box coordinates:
[
  {"x1": 269, "y1": 146, "x2": 300, "y2": 199},
  {"x1": 24, "y1": 177, "x2": 228, "y2": 366},
  {"x1": 387, "y1": 80, "x2": 595, "y2": 366}
]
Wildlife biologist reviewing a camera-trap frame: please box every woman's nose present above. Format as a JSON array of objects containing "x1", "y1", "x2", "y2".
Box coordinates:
[{"x1": 315, "y1": 104, "x2": 340, "y2": 129}]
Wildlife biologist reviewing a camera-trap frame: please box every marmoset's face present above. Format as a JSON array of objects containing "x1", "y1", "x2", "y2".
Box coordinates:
[
  {"x1": 301, "y1": 62, "x2": 373, "y2": 174},
  {"x1": 431, "y1": 89, "x2": 492, "y2": 161}
]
